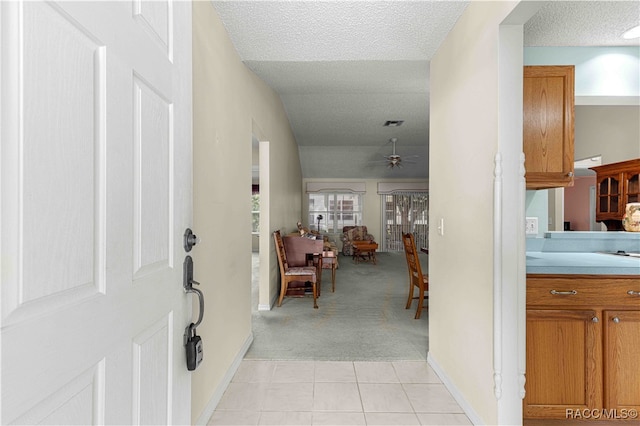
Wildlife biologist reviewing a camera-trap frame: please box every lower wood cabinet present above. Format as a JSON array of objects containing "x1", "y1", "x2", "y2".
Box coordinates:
[
  {"x1": 604, "y1": 310, "x2": 640, "y2": 411},
  {"x1": 525, "y1": 275, "x2": 640, "y2": 420},
  {"x1": 525, "y1": 309, "x2": 601, "y2": 418}
]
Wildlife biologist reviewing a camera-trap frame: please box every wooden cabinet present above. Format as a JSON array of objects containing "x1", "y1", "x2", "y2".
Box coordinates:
[
  {"x1": 525, "y1": 275, "x2": 640, "y2": 420},
  {"x1": 525, "y1": 308, "x2": 601, "y2": 418},
  {"x1": 523, "y1": 66, "x2": 575, "y2": 190},
  {"x1": 591, "y1": 158, "x2": 640, "y2": 230},
  {"x1": 604, "y1": 310, "x2": 640, "y2": 411}
]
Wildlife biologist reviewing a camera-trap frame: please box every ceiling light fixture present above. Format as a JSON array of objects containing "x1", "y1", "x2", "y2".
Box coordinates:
[
  {"x1": 622, "y1": 24, "x2": 640, "y2": 39},
  {"x1": 384, "y1": 120, "x2": 404, "y2": 127}
]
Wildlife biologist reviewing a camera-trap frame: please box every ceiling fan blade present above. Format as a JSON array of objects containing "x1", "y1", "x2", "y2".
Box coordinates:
[{"x1": 372, "y1": 138, "x2": 421, "y2": 169}]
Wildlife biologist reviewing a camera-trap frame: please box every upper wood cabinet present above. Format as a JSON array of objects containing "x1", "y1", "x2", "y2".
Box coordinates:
[
  {"x1": 590, "y1": 158, "x2": 640, "y2": 231},
  {"x1": 523, "y1": 66, "x2": 575, "y2": 190}
]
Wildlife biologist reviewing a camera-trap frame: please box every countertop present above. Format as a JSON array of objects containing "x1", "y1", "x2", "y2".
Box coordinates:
[{"x1": 526, "y1": 251, "x2": 640, "y2": 275}]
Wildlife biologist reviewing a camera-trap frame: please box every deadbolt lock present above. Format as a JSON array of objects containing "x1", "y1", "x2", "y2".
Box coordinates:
[{"x1": 184, "y1": 228, "x2": 199, "y2": 252}]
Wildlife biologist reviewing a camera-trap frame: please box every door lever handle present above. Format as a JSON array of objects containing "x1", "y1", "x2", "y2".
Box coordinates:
[
  {"x1": 183, "y1": 255, "x2": 204, "y2": 331},
  {"x1": 185, "y1": 286, "x2": 204, "y2": 329}
]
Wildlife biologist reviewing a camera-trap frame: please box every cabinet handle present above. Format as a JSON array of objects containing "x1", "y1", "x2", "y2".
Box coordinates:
[
  {"x1": 628, "y1": 290, "x2": 640, "y2": 296},
  {"x1": 612, "y1": 317, "x2": 620, "y2": 323},
  {"x1": 567, "y1": 172, "x2": 574, "y2": 177},
  {"x1": 592, "y1": 317, "x2": 599, "y2": 323},
  {"x1": 550, "y1": 289, "x2": 577, "y2": 295}
]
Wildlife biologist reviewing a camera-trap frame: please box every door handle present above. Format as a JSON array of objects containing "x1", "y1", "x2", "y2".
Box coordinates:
[
  {"x1": 186, "y1": 287, "x2": 204, "y2": 329},
  {"x1": 183, "y1": 254, "x2": 205, "y2": 370},
  {"x1": 183, "y1": 256, "x2": 204, "y2": 340},
  {"x1": 550, "y1": 289, "x2": 577, "y2": 295}
]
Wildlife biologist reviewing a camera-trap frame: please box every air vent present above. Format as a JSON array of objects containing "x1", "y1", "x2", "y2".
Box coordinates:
[{"x1": 384, "y1": 120, "x2": 404, "y2": 127}]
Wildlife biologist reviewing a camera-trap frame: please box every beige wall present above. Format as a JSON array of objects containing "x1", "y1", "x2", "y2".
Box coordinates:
[
  {"x1": 192, "y1": 2, "x2": 302, "y2": 422},
  {"x1": 190, "y1": 0, "x2": 536, "y2": 422},
  {"x1": 429, "y1": 1, "x2": 519, "y2": 424},
  {"x1": 575, "y1": 105, "x2": 640, "y2": 164}
]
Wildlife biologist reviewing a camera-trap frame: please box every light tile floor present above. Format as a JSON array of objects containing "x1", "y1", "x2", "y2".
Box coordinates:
[{"x1": 207, "y1": 360, "x2": 472, "y2": 426}]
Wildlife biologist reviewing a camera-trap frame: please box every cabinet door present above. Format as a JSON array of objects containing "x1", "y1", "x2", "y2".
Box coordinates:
[
  {"x1": 597, "y1": 173, "x2": 622, "y2": 218},
  {"x1": 625, "y1": 171, "x2": 640, "y2": 204},
  {"x1": 591, "y1": 159, "x2": 640, "y2": 230},
  {"x1": 524, "y1": 309, "x2": 602, "y2": 419},
  {"x1": 523, "y1": 66, "x2": 575, "y2": 190},
  {"x1": 604, "y1": 310, "x2": 640, "y2": 411}
]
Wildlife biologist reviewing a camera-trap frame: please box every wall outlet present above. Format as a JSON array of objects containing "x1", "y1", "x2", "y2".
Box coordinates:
[{"x1": 526, "y1": 217, "x2": 539, "y2": 235}]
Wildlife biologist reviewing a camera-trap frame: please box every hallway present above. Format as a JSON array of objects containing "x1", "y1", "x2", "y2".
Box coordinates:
[
  {"x1": 247, "y1": 252, "x2": 429, "y2": 361},
  {"x1": 207, "y1": 359, "x2": 471, "y2": 425},
  {"x1": 207, "y1": 252, "x2": 471, "y2": 425}
]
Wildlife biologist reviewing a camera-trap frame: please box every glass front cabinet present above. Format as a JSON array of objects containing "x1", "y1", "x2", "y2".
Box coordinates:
[{"x1": 591, "y1": 158, "x2": 640, "y2": 230}]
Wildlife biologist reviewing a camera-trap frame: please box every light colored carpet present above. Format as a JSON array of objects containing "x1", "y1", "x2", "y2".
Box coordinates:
[{"x1": 246, "y1": 251, "x2": 428, "y2": 361}]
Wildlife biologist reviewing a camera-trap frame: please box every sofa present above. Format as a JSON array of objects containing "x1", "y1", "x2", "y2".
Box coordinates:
[{"x1": 340, "y1": 226, "x2": 375, "y2": 256}]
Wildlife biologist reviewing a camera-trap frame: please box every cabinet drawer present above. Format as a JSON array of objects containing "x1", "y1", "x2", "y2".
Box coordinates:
[{"x1": 527, "y1": 275, "x2": 640, "y2": 307}]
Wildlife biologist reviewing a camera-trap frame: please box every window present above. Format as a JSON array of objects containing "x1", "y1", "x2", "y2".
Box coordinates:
[
  {"x1": 381, "y1": 192, "x2": 429, "y2": 251},
  {"x1": 308, "y1": 193, "x2": 363, "y2": 233},
  {"x1": 251, "y1": 193, "x2": 259, "y2": 233}
]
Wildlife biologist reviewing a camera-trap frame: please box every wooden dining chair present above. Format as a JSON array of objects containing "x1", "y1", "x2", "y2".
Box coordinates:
[
  {"x1": 402, "y1": 232, "x2": 429, "y2": 319},
  {"x1": 273, "y1": 230, "x2": 319, "y2": 309}
]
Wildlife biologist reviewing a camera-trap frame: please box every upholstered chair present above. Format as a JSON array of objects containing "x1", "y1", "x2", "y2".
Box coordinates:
[{"x1": 340, "y1": 226, "x2": 375, "y2": 256}]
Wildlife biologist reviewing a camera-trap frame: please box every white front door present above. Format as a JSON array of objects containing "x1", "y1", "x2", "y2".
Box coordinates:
[{"x1": 1, "y1": 1, "x2": 193, "y2": 424}]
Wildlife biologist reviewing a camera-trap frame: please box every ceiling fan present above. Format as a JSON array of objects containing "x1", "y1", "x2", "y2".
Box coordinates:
[{"x1": 379, "y1": 138, "x2": 418, "y2": 169}]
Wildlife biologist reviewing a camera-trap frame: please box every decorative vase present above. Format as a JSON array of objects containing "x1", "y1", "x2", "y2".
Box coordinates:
[{"x1": 622, "y1": 203, "x2": 640, "y2": 232}]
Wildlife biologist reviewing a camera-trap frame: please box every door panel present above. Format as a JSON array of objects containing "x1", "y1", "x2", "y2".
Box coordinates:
[
  {"x1": 21, "y1": 1, "x2": 104, "y2": 304},
  {"x1": 604, "y1": 310, "x2": 640, "y2": 410},
  {"x1": 133, "y1": 0, "x2": 172, "y2": 58},
  {"x1": 2, "y1": 0, "x2": 106, "y2": 325},
  {"x1": 133, "y1": 314, "x2": 172, "y2": 425},
  {"x1": 11, "y1": 360, "x2": 105, "y2": 425},
  {"x1": 1, "y1": 1, "x2": 192, "y2": 424},
  {"x1": 133, "y1": 74, "x2": 173, "y2": 277},
  {"x1": 524, "y1": 309, "x2": 602, "y2": 418}
]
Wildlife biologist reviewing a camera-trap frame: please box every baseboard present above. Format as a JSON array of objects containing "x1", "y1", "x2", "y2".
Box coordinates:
[
  {"x1": 258, "y1": 291, "x2": 277, "y2": 311},
  {"x1": 194, "y1": 332, "x2": 254, "y2": 426},
  {"x1": 427, "y1": 351, "x2": 483, "y2": 425}
]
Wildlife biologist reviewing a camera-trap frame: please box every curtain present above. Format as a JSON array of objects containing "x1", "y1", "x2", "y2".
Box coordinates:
[{"x1": 381, "y1": 192, "x2": 429, "y2": 251}]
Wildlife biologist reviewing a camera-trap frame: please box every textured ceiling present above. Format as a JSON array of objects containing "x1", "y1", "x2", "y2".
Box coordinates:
[
  {"x1": 213, "y1": 1, "x2": 640, "y2": 181},
  {"x1": 524, "y1": 1, "x2": 640, "y2": 47},
  {"x1": 212, "y1": 1, "x2": 469, "y2": 61}
]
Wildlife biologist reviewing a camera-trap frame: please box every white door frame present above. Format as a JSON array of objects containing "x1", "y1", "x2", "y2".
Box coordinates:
[{"x1": 494, "y1": 2, "x2": 546, "y2": 423}]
